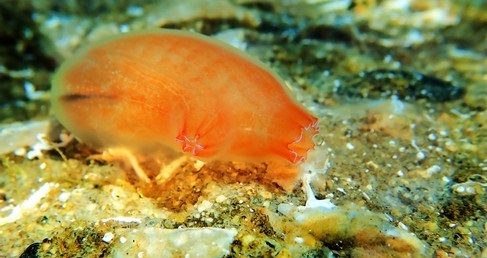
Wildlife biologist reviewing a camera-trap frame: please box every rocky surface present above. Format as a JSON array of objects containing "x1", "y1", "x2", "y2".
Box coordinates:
[{"x1": 1, "y1": 0, "x2": 485, "y2": 257}]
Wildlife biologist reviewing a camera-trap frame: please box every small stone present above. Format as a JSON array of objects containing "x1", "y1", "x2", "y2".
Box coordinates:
[
  {"x1": 102, "y1": 232, "x2": 114, "y2": 243},
  {"x1": 215, "y1": 195, "x2": 227, "y2": 203}
]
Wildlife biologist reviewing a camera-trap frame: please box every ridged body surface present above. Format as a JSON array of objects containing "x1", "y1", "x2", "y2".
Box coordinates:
[{"x1": 51, "y1": 30, "x2": 318, "y2": 163}]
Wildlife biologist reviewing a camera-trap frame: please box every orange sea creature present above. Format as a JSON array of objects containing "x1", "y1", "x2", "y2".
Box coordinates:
[{"x1": 51, "y1": 29, "x2": 318, "y2": 182}]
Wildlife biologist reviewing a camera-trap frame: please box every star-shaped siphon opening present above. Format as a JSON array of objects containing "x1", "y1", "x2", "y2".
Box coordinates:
[
  {"x1": 176, "y1": 133, "x2": 204, "y2": 156},
  {"x1": 287, "y1": 122, "x2": 318, "y2": 163}
]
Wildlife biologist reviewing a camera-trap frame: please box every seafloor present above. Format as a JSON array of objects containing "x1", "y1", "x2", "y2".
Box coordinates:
[{"x1": 0, "y1": 0, "x2": 486, "y2": 257}]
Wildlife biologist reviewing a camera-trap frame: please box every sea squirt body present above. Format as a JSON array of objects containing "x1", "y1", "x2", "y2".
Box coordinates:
[{"x1": 51, "y1": 29, "x2": 318, "y2": 163}]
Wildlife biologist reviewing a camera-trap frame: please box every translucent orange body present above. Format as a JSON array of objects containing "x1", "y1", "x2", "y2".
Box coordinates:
[{"x1": 51, "y1": 29, "x2": 318, "y2": 164}]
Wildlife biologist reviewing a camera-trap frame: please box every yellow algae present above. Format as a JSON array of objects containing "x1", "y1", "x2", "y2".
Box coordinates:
[{"x1": 268, "y1": 174, "x2": 426, "y2": 257}]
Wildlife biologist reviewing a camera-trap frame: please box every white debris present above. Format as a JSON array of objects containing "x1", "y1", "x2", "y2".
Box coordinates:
[
  {"x1": 302, "y1": 173, "x2": 335, "y2": 210},
  {"x1": 0, "y1": 182, "x2": 58, "y2": 226},
  {"x1": 13, "y1": 147, "x2": 27, "y2": 156},
  {"x1": 398, "y1": 222, "x2": 409, "y2": 231},
  {"x1": 101, "y1": 217, "x2": 142, "y2": 224},
  {"x1": 391, "y1": 95, "x2": 406, "y2": 114},
  {"x1": 0, "y1": 120, "x2": 74, "y2": 159},
  {"x1": 39, "y1": 162, "x2": 47, "y2": 170},
  {"x1": 452, "y1": 180, "x2": 487, "y2": 196},
  {"x1": 112, "y1": 227, "x2": 238, "y2": 258},
  {"x1": 197, "y1": 200, "x2": 213, "y2": 212},
  {"x1": 214, "y1": 29, "x2": 247, "y2": 51},
  {"x1": 0, "y1": 121, "x2": 50, "y2": 155},
  {"x1": 58, "y1": 192, "x2": 71, "y2": 203},
  {"x1": 215, "y1": 195, "x2": 227, "y2": 203},
  {"x1": 24, "y1": 81, "x2": 48, "y2": 100},
  {"x1": 102, "y1": 232, "x2": 115, "y2": 243},
  {"x1": 346, "y1": 142, "x2": 355, "y2": 150},
  {"x1": 278, "y1": 173, "x2": 336, "y2": 222},
  {"x1": 384, "y1": 227, "x2": 425, "y2": 253},
  {"x1": 26, "y1": 134, "x2": 52, "y2": 159},
  {"x1": 0, "y1": 65, "x2": 33, "y2": 78},
  {"x1": 428, "y1": 133, "x2": 437, "y2": 141},
  {"x1": 416, "y1": 151, "x2": 426, "y2": 160},
  {"x1": 426, "y1": 165, "x2": 441, "y2": 176},
  {"x1": 126, "y1": 5, "x2": 144, "y2": 17}
]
